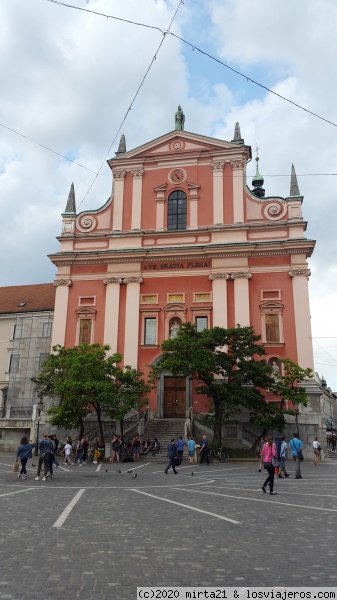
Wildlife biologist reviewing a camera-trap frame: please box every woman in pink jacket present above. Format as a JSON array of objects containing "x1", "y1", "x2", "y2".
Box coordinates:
[{"x1": 260, "y1": 436, "x2": 278, "y2": 495}]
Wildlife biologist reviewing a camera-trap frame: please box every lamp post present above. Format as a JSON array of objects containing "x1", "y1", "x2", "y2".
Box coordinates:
[{"x1": 34, "y1": 399, "x2": 43, "y2": 456}]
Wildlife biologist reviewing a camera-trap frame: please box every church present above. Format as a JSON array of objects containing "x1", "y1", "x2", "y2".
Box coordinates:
[{"x1": 49, "y1": 109, "x2": 317, "y2": 435}]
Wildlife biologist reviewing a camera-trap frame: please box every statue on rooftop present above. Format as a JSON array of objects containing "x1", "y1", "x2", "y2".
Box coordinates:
[{"x1": 175, "y1": 105, "x2": 185, "y2": 130}]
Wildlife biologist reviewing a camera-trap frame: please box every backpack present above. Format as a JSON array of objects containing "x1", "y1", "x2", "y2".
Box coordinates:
[{"x1": 41, "y1": 440, "x2": 54, "y2": 461}]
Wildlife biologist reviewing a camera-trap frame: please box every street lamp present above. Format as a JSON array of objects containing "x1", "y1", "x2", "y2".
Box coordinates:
[{"x1": 34, "y1": 399, "x2": 44, "y2": 456}]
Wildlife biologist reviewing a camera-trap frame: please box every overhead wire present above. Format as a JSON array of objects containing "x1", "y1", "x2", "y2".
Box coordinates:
[
  {"x1": 77, "y1": 0, "x2": 184, "y2": 209},
  {"x1": 312, "y1": 339, "x2": 337, "y2": 364}
]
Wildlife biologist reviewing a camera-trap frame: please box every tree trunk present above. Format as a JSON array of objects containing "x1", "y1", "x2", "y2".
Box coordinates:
[
  {"x1": 78, "y1": 417, "x2": 84, "y2": 440},
  {"x1": 250, "y1": 429, "x2": 267, "y2": 452},
  {"x1": 213, "y1": 400, "x2": 223, "y2": 447},
  {"x1": 95, "y1": 405, "x2": 105, "y2": 444},
  {"x1": 120, "y1": 419, "x2": 124, "y2": 442}
]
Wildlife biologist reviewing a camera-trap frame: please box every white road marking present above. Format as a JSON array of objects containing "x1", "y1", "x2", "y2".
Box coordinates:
[
  {"x1": 175, "y1": 487, "x2": 337, "y2": 513},
  {"x1": 0, "y1": 463, "x2": 13, "y2": 468},
  {"x1": 57, "y1": 466, "x2": 71, "y2": 472},
  {"x1": 0, "y1": 488, "x2": 35, "y2": 498},
  {"x1": 52, "y1": 489, "x2": 85, "y2": 528},
  {"x1": 123, "y1": 462, "x2": 151, "y2": 472},
  {"x1": 96, "y1": 463, "x2": 102, "y2": 472},
  {"x1": 130, "y1": 488, "x2": 241, "y2": 524}
]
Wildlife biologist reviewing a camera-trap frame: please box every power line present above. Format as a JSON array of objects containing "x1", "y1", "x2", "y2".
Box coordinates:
[
  {"x1": 42, "y1": 0, "x2": 337, "y2": 129},
  {"x1": 77, "y1": 0, "x2": 184, "y2": 209},
  {"x1": 313, "y1": 339, "x2": 337, "y2": 364},
  {"x1": 168, "y1": 32, "x2": 337, "y2": 128},
  {"x1": 0, "y1": 122, "x2": 98, "y2": 174}
]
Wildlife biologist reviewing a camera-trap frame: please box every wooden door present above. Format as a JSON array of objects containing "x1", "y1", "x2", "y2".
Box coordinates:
[{"x1": 164, "y1": 377, "x2": 186, "y2": 418}]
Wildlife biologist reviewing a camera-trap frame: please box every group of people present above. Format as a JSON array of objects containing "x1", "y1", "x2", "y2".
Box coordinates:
[
  {"x1": 164, "y1": 435, "x2": 206, "y2": 474},
  {"x1": 259, "y1": 432, "x2": 322, "y2": 495},
  {"x1": 125, "y1": 434, "x2": 161, "y2": 462}
]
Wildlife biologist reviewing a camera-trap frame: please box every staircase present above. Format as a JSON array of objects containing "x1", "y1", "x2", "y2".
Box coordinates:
[
  {"x1": 327, "y1": 449, "x2": 337, "y2": 460},
  {"x1": 141, "y1": 418, "x2": 186, "y2": 462}
]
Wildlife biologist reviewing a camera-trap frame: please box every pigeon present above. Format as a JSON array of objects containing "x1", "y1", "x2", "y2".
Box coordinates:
[
  {"x1": 132, "y1": 473, "x2": 137, "y2": 479},
  {"x1": 116, "y1": 469, "x2": 121, "y2": 473},
  {"x1": 32, "y1": 464, "x2": 36, "y2": 467},
  {"x1": 127, "y1": 470, "x2": 132, "y2": 474},
  {"x1": 105, "y1": 469, "x2": 108, "y2": 473},
  {"x1": 191, "y1": 472, "x2": 194, "y2": 476}
]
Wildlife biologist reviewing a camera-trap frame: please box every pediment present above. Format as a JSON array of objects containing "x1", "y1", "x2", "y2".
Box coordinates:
[
  {"x1": 75, "y1": 307, "x2": 97, "y2": 316},
  {"x1": 108, "y1": 130, "x2": 248, "y2": 166},
  {"x1": 259, "y1": 301, "x2": 283, "y2": 309}
]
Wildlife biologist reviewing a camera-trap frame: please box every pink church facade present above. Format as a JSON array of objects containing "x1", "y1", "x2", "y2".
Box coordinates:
[{"x1": 49, "y1": 123, "x2": 315, "y2": 419}]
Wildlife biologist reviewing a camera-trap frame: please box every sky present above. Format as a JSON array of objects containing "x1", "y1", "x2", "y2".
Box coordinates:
[{"x1": 0, "y1": 0, "x2": 336, "y2": 389}]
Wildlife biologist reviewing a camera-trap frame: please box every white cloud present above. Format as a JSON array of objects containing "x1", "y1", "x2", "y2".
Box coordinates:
[{"x1": 0, "y1": 0, "x2": 336, "y2": 387}]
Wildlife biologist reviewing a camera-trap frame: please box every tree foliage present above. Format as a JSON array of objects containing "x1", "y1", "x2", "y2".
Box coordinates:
[
  {"x1": 151, "y1": 323, "x2": 274, "y2": 446},
  {"x1": 32, "y1": 344, "x2": 150, "y2": 442},
  {"x1": 249, "y1": 358, "x2": 313, "y2": 447}
]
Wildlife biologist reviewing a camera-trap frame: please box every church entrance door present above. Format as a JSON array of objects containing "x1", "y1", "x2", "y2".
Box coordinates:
[{"x1": 164, "y1": 376, "x2": 186, "y2": 418}]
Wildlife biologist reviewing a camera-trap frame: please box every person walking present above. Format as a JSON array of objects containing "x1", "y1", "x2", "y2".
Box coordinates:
[
  {"x1": 46, "y1": 435, "x2": 56, "y2": 479},
  {"x1": 278, "y1": 436, "x2": 289, "y2": 478},
  {"x1": 258, "y1": 437, "x2": 266, "y2": 472},
  {"x1": 199, "y1": 435, "x2": 209, "y2": 465},
  {"x1": 92, "y1": 436, "x2": 100, "y2": 464},
  {"x1": 62, "y1": 440, "x2": 73, "y2": 465},
  {"x1": 75, "y1": 437, "x2": 84, "y2": 466},
  {"x1": 187, "y1": 438, "x2": 196, "y2": 464},
  {"x1": 164, "y1": 438, "x2": 178, "y2": 475},
  {"x1": 261, "y1": 435, "x2": 278, "y2": 495},
  {"x1": 35, "y1": 433, "x2": 54, "y2": 481},
  {"x1": 16, "y1": 437, "x2": 35, "y2": 479},
  {"x1": 52, "y1": 434, "x2": 60, "y2": 468},
  {"x1": 289, "y1": 432, "x2": 304, "y2": 479},
  {"x1": 313, "y1": 437, "x2": 321, "y2": 466},
  {"x1": 176, "y1": 436, "x2": 187, "y2": 465}
]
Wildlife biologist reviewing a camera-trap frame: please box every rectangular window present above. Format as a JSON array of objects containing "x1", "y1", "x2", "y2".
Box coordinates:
[
  {"x1": 38, "y1": 353, "x2": 50, "y2": 371},
  {"x1": 195, "y1": 316, "x2": 208, "y2": 332},
  {"x1": 144, "y1": 318, "x2": 156, "y2": 345},
  {"x1": 13, "y1": 324, "x2": 23, "y2": 339},
  {"x1": 265, "y1": 314, "x2": 280, "y2": 343},
  {"x1": 9, "y1": 354, "x2": 20, "y2": 372},
  {"x1": 42, "y1": 322, "x2": 52, "y2": 338}
]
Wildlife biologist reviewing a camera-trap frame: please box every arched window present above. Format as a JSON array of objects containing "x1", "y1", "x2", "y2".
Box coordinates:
[{"x1": 167, "y1": 190, "x2": 187, "y2": 230}]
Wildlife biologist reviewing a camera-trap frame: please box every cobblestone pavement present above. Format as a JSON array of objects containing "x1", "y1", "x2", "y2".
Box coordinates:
[{"x1": 0, "y1": 453, "x2": 336, "y2": 599}]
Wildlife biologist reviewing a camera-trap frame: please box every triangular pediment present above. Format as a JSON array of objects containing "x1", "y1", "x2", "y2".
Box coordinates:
[
  {"x1": 108, "y1": 130, "x2": 249, "y2": 167},
  {"x1": 259, "y1": 300, "x2": 283, "y2": 309}
]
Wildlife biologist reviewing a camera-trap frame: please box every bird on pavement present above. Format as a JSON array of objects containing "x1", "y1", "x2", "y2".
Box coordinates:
[
  {"x1": 32, "y1": 464, "x2": 36, "y2": 467},
  {"x1": 105, "y1": 469, "x2": 108, "y2": 473},
  {"x1": 127, "y1": 470, "x2": 132, "y2": 473},
  {"x1": 116, "y1": 469, "x2": 122, "y2": 473},
  {"x1": 132, "y1": 473, "x2": 137, "y2": 479},
  {"x1": 191, "y1": 472, "x2": 193, "y2": 476}
]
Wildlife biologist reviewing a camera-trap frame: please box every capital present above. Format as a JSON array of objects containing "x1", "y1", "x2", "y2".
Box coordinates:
[
  {"x1": 230, "y1": 271, "x2": 252, "y2": 280},
  {"x1": 209, "y1": 273, "x2": 230, "y2": 281},
  {"x1": 289, "y1": 268, "x2": 311, "y2": 279},
  {"x1": 103, "y1": 277, "x2": 123, "y2": 285},
  {"x1": 230, "y1": 159, "x2": 245, "y2": 170},
  {"x1": 130, "y1": 168, "x2": 144, "y2": 179},
  {"x1": 211, "y1": 161, "x2": 225, "y2": 172},
  {"x1": 53, "y1": 279, "x2": 72, "y2": 287},
  {"x1": 123, "y1": 277, "x2": 143, "y2": 284},
  {"x1": 113, "y1": 169, "x2": 126, "y2": 180}
]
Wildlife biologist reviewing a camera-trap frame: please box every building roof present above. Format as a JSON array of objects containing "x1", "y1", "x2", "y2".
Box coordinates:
[{"x1": 0, "y1": 283, "x2": 55, "y2": 315}]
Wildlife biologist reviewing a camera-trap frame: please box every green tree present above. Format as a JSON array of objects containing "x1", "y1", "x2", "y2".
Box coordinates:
[
  {"x1": 151, "y1": 323, "x2": 274, "y2": 446},
  {"x1": 32, "y1": 344, "x2": 150, "y2": 443},
  {"x1": 249, "y1": 358, "x2": 313, "y2": 449}
]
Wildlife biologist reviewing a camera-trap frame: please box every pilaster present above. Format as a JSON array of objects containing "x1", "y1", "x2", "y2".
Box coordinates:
[
  {"x1": 51, "y1": 279, "x2": 72, "y2": 347},
  {"x1": 103, "y1": 278, "x2": 123, "y2": 354},
  {"x1": 211, "y1": 161, "x2": 225, "y2": 225},
  {"x1": 209, "y1": 273, "x2": 229, "y2": 328},
  {"x1": 112, "y1": 169, "x2": 126, "y2": 230},
  {"x1": 130, "y1": 168, "x2": 144, "y2": 230},
  {"x1": 154, "y1": 184, "x2": 167, "y2": 230},
  {"x1": 289, "y1": 268, "x2": 314, "y2": 370},
  {"x1": 230, "y1": 159, "x2": 245, "y2": 223},
  {"x1": 231, "y1": 271, "x2": 252, "y2": 326},
  {"x1": 124, "y1": 277, "x2": 143, "y2": 368}
]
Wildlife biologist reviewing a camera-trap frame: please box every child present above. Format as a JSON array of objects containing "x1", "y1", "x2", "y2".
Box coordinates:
[{"x1": 62, "y1": 441, "x2": 73, "y2": 465}]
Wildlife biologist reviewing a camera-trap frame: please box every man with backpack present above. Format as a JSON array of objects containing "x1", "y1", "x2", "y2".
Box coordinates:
[{"x1": 35, "y1": 433, "x2": 55, "y2": 481}]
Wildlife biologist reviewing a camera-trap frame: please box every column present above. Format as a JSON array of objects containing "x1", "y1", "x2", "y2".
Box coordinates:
[
  {"x1": 211, "y1": 161, "x2": 225, "y2": 225},
  {"x1": 209, "y1": 274, "x2": 228, "y2": 328},
  {"x1": 130, "y1": 168, "x2": 144, "y2": 230},
  {"x1": 124, "y1": 277, "x2": 143, "y2": 368},
  {"x1": 103, "y1": 277, "x2": 123, "y2": 354},
  {"x1": 230, "y1": 159, "x2": 245, "y2": 223},
  {"x1": 188, "y1": 183, "x2": 200, "y2": 228},
  {"x1": 231, "y1": 271, "x2": 251, "y2": 326},
  {"x1": 112, "y1": 169, "x2": 126, "y2": 230},
  {"x1": 51, "y1": 279, "x2": 72, "y2": 347},
  {"x1": 289, "y1": 268, "x2": 314, "y2": 370},
  {"x1": 154, "y1": 184, "x2": 167, "y2": 230}
]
